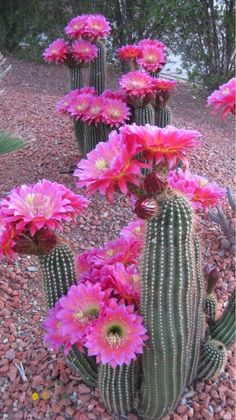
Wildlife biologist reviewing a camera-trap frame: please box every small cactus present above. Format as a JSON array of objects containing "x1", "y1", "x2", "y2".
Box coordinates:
[{"x1": 208, "y1": 187, "x2": 236, "y2": 254}]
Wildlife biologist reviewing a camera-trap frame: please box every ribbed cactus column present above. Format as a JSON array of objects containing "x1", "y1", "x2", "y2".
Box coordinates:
[
  {"x1": 134, "y1": 104, "x2": 155, "y2": 126},
  {"x1": 197, "y1": 339, "x2": 227, "y2": 380},
  {"x1": 138, "y1": 193, "x2": 204, "y2": 420},
  {"x1": 85, "y1": 123, "x2": 111, "y2": 154},
  {"x1": 155, "y1": 106, "x2": 172, "y2": 128},
  {"x1": 89, "y1": 41, "x2": 106, "y2": 94},
  {"x1": 98, "y1": 361, "x2": 138, "y2": 417},
  {"x1": 68, "y1": 65, "x2": 85, "y2": 155},
  {"x1": 208, "y1": 289, "x2": 236, "y2": 348},
  {"x1": 39, "y1": 243, "x2": 98, "y2": 388}
]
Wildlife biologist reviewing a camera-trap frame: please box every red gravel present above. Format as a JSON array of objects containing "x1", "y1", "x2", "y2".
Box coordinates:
[{"x1": 0, "y1": 57, "x2": 235, "y2": 420}]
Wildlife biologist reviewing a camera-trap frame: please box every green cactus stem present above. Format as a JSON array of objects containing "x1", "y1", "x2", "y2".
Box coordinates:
[
  {"x1": 197, "y1": 339, "x2": 227, "y2": 380},
  {"x1": 208, "y1": 289, "x2": 235, "y2": 349},
  {"x1": 68, "y1": 65, "x2": 85, "y2": 155},
  {"x1": 204, "y1": 293, "x2": 217, "y2": 322},
  {"x1": 155, "y1": 106, "x2": 172, "y2": 128},
  {"x1": 85, "y1": 123, "x2": 111, "y2": 154},
  {"x1": 89, "y1": 41, "x2": 106, "y2": 94},
  {"x1": 134, "y1": 105, "x2": 155, "y2": 126},
  {"x1": 39, "y1": 243, "x2": 98, "y2": 388},
  {"x1": 98, "y1": 362, "x2": 138, "y2": 417},
  {"x1": 138, "y1": 193, "x2": 204, "y2": 420}
]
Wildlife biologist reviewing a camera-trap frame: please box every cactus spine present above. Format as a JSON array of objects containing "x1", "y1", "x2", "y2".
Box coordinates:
[
  {"x1": 69, "y1": 65, "x2": 85, "y2": 155},
  {"x1": 98, "y1": 362, "x2": 138, "y2": 417},
  {"x1": 134, "y1": 105, "x2": 155, "y2": 126},
  {"x1": 204, "y1": 293, "x2": 217, "y2": 322},
  {"x1": 138, "y1": 193, "x2": 204, "y2": 420},
  {"x1": 39, "y1": 243, "x2": 98, "y2": 387},
  {"x1": 155, "y1": 106, "x2": 172, "y2": 127}
]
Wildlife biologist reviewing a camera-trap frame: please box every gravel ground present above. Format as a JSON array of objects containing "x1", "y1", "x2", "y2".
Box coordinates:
[{"x1": 0, "y1": 57, "x2": 235, "y2": 420}]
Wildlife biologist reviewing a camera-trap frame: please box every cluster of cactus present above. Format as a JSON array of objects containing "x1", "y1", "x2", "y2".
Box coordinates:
[
  {"x1": 208, "y1": 187, "x2": 236, "y2": 254},
  {"x1": 37, "y1": 14, "x2": 236, "y2": 419}
]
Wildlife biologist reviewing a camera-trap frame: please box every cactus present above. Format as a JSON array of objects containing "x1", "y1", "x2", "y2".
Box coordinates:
[
  {"x1": 197, "y1": 339, "x2": 227, "y2": 380},
  {"x1": 138, "y1": 192, "x2": 204, "y2": 420},
  {"x1": 68, "y1": 65, "x2": 85, "y2": 155},
  {"x1": 208, "y1": 187, "x2": 236, "y2": 254},
  {"x1": 39, "y1": 243, "x2": 98, "y2": 388},
  {"x1": 134, "y1": 105, "x2": 155, "y2": 125},
  {"x1": 155, "y1": 106, "x2": 172, "y2": 127},
  {"x1": 98, "y1": 362, "x2": 138, "y2": 417},
  {"x1": 208, "y1": 289, "x2": 235, "y2": 348},
  {"x1": 89, "y1": 41, "x2": 106, "y2": 94},
  {"x1": 204, "y1": 293, "x2": 217, "y2": 322}
]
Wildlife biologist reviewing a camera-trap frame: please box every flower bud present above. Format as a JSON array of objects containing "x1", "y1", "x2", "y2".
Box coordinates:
[
  {"x1": 135, "y1": 198, "x2": 158, "y2": 220},
  {"x1": 144, "y1": 172, "x2": 167, "y2": 195}
]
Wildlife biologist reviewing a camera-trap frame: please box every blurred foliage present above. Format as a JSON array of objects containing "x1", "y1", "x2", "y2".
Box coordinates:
[
  {"x1": 0, "y1": 131, "x2": 25, "y2": 155},
  {"x1": 0, "y1": 0, "x2": 235, "y2": 89}
]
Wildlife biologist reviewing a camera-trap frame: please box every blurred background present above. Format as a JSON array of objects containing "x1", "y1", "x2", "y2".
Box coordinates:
[{"x1": 0, "y1": 0, "x2": 235, "y2": 89}]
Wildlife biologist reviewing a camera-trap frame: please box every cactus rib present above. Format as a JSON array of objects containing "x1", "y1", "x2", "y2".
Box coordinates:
[
  {"x1": 155, "y1": 106, "x2": 172, "y2": 128},
  {"x1": 208, "y1": 289, "x2": 235, "y2": 348},
  {"x1": 197, "y1": 339, "x2": 227, "y2": 380}
]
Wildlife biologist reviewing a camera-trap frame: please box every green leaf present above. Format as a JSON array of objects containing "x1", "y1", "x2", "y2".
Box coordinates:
[{"x1": 0, "y1": 131, "x2": 25, "y2": 155}]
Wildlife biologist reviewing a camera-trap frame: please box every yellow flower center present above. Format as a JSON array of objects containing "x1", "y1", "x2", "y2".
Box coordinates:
[
  {"x1": 106, "y1": 249, "x2": 114, "y2": 257},
  {"x1": 130, "y1": 80, "x2": 145, "y2": 88},
  {"x1": 223, "y1": 88, "x2": 229, "y2": 95},
  {"x1": 74, "y1": 310, "x2": 84, "y2": 320},
  {"x1": 134, "y1": 226, "x2": 141, "y2": 232},
  {"x1": 200, "y1": 179, "x2": 208, "y2": 187},
  {"x1": 109, "y1": 109, "x2": 121, "y2": 118},
  {"x1": 132, "y1": 274, "x2": 139, "y2": 283},
  {"x1": 145, "y1": 54, "x2": 156, "y2": 63}
]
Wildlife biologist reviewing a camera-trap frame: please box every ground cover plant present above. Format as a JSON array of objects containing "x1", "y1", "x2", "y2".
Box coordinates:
[{"x1": 0, "y1": 13, "x2": 235, "y2": 420}]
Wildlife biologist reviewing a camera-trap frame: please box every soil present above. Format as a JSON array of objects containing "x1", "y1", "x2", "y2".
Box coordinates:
[{"x1": 0, "y1": 57, "x2": 235, "y2": 420}]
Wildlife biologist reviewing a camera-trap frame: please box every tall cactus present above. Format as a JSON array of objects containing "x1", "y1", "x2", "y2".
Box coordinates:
[
  {"x1": 89, "y1": 41, "x2": 106, "y2": 94},
  {"x1": 138, "y1": 192, "x2": 204, "y2": 419},
  {"x1": 155, "y1": 106, "x2": 172, "y2": 128},
  {"x1": 39, "y1": 243, "x2": 98, "y2": 388}
]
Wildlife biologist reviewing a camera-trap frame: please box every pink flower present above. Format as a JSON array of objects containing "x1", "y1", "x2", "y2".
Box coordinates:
[
  {"x1": 75, "y1": 130, "x2": 146, "y2": 202},
  {"x1": 120, "y1": 219, "x2": 145, "y2": 243},
  {"x1": 102, "y1": 98, "x2": 131, "y2": 127},
  {"x1": 154, "y1": 78, "x2": 177, "y2": 91},
  {"x1": 93, "y1": 237, "x2": 141, "y2": 268},
  {"x1": 207, "y1": 77, "x2": 236, "y2": 118},
  {"x1": 71, "y1": 40, "x2": 98, "y2": 63},
  {"x1": 76, "y1": 248, "x2": 100, "y2": 275},
  {"x1": 101, "y1": 89, "x2": 127, "y2": 102},
  {"x1": 68, "y1": 93, "x2": 95, "y2": 119},
  {"x1": 1, "y1": 179, "x2": 88, "y2": 236},
  {"x1": 116, "y1": 45, "x2": 141, "y2": 62},
  {"x1": 100, "y1": 263, "x2": 141, "y2": 305},
  {"x1": 43, "y1": 39, "x2": 69, "y2": 63},
  {"x1": 138, "y1": 39, "x2": 167, "y2": 50},
  {"x1": 137, "y1": 46, "x2": 166, "y2": 72},
  {"x1": 119, "y1": 71, "x2": 156, "y2": 99},
  {"x1": 64, "y1": 15, "x2": 88, "y2": 38},
  {"x1": 56, "y1": 283, "x2": 109, "y2": 346},
  {"x1": 0, "y1": 214, "x2": 16, "y2": 258},
  {"x1": 43, "y1": 302, "x2": 76, "y2": 355},
  {"x1": 168, "y1": 169, "x2": 226, "y2": 209},
  {"x1": 56, "y1": 88, "x2": 96, "y2": 115},
  {"x1": 82, "y1": 96, "x2": 104, "y2": 124},
  {"x1": 84, "y1": 14, "x2": 111, "y2": 41},
  {"x1": 85, "y1": 301, "x2": 148, "y2": 367},
  {"x1": 121, "y1": 124, "x2": 201, "y2": 169}
]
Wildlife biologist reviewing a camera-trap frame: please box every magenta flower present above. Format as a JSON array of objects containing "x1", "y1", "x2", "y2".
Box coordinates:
[
  {"x1": 119, "y1": 71, "x2": 156, "y2": 99},
  {"x1": 120, "y1": 219, "x2": 145, "y2": 243},
  {"x1": 100, "y1": 263, "x2": 141, "y2": 305},
  {"x1": 43, "y1": 39, "x2": 69, "y2": 63},
  {"x1": 56, "y1": 283, "x2": 110, "y2": 346},
  {"x1": 116, "y1": 45, "x2": 142, "y2": 62},
  {"x1": 85, "y1": 301, "x2": 148, "y2": 367},
  {"x1": 83, "y1": 14, "x2": 111, "y2": 41},
  {"x1": 64, "y1": 15, "x2": 88, "y2": 38},
  {"x1": 75, "y1": 130, "x2": 146, "y2": 202},
  {"x1": 168, "y1": 169, "x2": 226, "y2": 209},
  {"x1": 94, "y1": 237, "x2": 141, "y2": 267},
  {"x1": 101, "y1": 89, "x2": 127, "y2": 102},
  {"x1": 154, "y1": 78, "x2": 177, "y2": 92},
  {"x1": 102, "y1": 98, "x2": 131, "y2": 127},
  {"x1": 56, "y1": 88, "x2": 96, "y2": 115},
  {"x1": 43, "y1": 302, "x2": 77, "y2": 355},
  {"x1": 138, "y1": 39, "x2": 167, "y2": 50},
  {"x1": 71, "y1": 40, "x2": 98, "y2": 63},
  {"x1": 82, "y1": 96, "x2": 104, "y2": 124},
  {"x1": 68, "y1": 93, "x2": 95, "y2": 119},
  {"x1": 121, "y1": 124, "x2": 201, "y2": 169},
  {"x1": 0, "y1": 214, "x2": 16, "y2": 258},
  {"x1": 137, "y1": 45, "x2": 166, "y2": 72},
  {"x1": 1, "y1": 179, "x2": 88, "y2": 236},
  {"x1": 207, "y1": 77, "x2": 236, "y2": 118}
]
